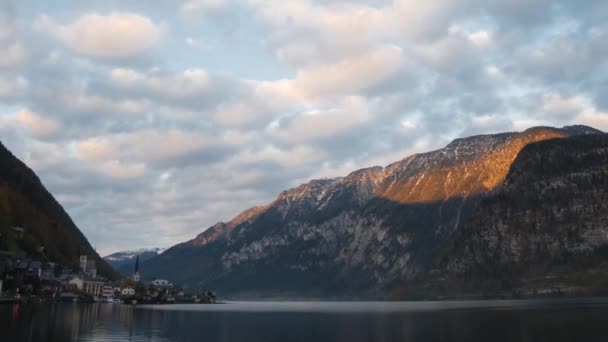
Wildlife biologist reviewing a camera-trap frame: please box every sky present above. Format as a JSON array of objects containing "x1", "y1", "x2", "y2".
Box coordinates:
[{"x1": 0, "y1": 0, "x2": 607, "y2": 255}]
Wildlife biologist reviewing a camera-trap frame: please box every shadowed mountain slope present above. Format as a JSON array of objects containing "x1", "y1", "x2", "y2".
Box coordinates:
[
  {"x1": 422, "y1": 133, "x2": 608, "y2": 297},
  {"x1": 0, "y1": 142, "x2": 115, "y2": 279}
]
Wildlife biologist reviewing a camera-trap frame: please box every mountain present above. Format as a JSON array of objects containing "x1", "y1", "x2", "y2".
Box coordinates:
[
  {"x1": 425, "y1": 133, "x2": 608, "y2": 297},
  {"x1": 141, "y1": 125, "x2": 604, "y2": 297},
  {"x1": 0, "y1": 141, "x2": 116, "y2": 279},
  {"x1": 104, "y1": 248, "x2": 165, "y2": 276}
]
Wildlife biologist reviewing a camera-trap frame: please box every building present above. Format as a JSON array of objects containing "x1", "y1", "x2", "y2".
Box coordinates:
[
  {"x1": 83, "y1": 278, "x2": 104, "y2": 296},
  {"x1": 132, "y1": 255, "x2": 140, "y2": 283},
  {"x1": 79, "y1": 255, "x2": 97, "y2": 277},
  {"x1": 102, "y1": 285, "x2": 114, "y2": 298},
  {"x1": 150, "y1": 279, "x2": 173, "y2": 288},
  {"x1": 121, "y1": 287, "x2": 135, "y2": 296},
  {"x1": 79, "y1": 255, "x2": 88, "y2": 273},
  {"x1": 86, "y1": 260, "x2": 97, "y2": 278},
  {"x1": 28, "y1": 261, "x2": 42, "y2": 278}
]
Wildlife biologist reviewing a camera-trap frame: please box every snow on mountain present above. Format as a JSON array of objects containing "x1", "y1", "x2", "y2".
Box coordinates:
[{"x1": 104, "y1": 248, "x2": 165, "y2": 275}]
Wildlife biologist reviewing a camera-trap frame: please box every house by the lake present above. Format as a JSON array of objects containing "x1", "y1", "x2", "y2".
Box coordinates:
[{"x1": 150, "y1": 279, "x2": 173, "y2": 289}]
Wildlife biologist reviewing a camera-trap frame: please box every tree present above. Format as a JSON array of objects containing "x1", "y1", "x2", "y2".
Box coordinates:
[{"x1": 121, "y1": 277, "x2": 135, "y2": 289}]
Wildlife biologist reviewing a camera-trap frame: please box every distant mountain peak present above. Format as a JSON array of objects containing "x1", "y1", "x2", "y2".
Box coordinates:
[
  {"x1": 103, "y1": 247, "x2": 165, "y2": 261},
  {"x1": 103, "y1": 247, "x2": 165, "y2": 276}
]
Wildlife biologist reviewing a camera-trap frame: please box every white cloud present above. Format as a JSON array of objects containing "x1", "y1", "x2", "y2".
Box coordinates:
[
  {"x1": 226, "y1": 144, "x2": 326, "y2": 169},
  {"x1": 468, "y1": 30, "x2": 492, "y2": 47},
  {"x1": 267, "y1": 96, "x2": 375, "y2": 144},
  {"x1": 180, "y1": 0, "x2": 227, "y2": 17},
  {"x1": 0, "y1": 76, "x2": 27, "y2": 98},
  {"x1": 110, "y1": 67, "x2": 216, "y2": 100},
  {"x1": 293, "y1": 45, "x2": 411, "y2": 99},
  {"x1": 38, "y1": 12, "x2": 165, "y2": 60},
  {"x1": 3, "y1": 0, "x2": 607, "y2": 254},
  {"x1": 541, "y1": 93, "x2": 588, "y2": 120},
  {"x1": 571, "y1": 109, "x2": 608, "y2": 131},
  {"x1": 100, "y1": 160, "x2": 146, "y2": 180},
  {"x1": 211, "y1": 79, "x2": 299, "y2": 127},
  {"x1": 74, "y1": 138, "x2": 119, "y2": 162},
  {"x1": 0, "y1": 41, "x2": 27, "y2": 69},
  {"x1": 1, "y1": 109, "x2": 61, "y2": 138}
]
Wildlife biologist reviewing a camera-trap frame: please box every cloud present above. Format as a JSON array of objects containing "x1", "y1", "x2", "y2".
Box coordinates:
[
  {"x1": 0, "y1": 109, "x2": 60, "y2": 139},
  {"x1": 13, "y1": 109, "x2": 61, "y2": 138},
  {"x1": 2, "y1": 0, "x2": 608, "y2": 255},
  {"x1": 540, "y1": 93, "x2": 588, "y2": 120},
  {"x1": 108, "y1": 67, "x2": 242, "y2": 109},
  {"x1": 573, "y1": 109, "x2": 608, "y2": 131},
  {"x1": 100, "y1": 160, "x2": 146, "y2": 180},
  {"x1": 180, "y1": 0, "x2": 227, "y2": 18},
  {"x1": 267, "y1": 96, "x2": 375, "y2": 144},
  {"x1": 74, "y1": 138, "x2": 119, "y2": 162},
  {"x1": 293, "y1": 45, "x2": 413, "y2": 99},
  {"x1": 0, "y1": 76, "x2": 27, "y2": 99},
  {"x1": 37, "y1": 12, "x2": 165, "y2": 60},
  {"x1": 0, "y1": 10, "x2": 28, "y2": 70},
  {"x1": 0, "y1": 42, "x2": 27, "y2": 69}
]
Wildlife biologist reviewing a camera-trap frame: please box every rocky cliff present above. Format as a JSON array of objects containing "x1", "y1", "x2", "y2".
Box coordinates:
[
  {"x1": 141, "y1": 125, "x2": 604, "y2": 297},
  {"x1": 426, "y1": 133, "x2": 608, "y2": 297}
]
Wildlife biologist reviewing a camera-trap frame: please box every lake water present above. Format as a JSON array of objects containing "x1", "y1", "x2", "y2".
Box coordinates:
[{"x1": 2, "y1": 299, "x2": 608, "y2": 341}]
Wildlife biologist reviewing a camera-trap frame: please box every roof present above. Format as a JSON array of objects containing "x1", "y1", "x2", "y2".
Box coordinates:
[
  {"x1": 14, "y1": 259, "x2": 29, "y2": 269},
  {"x1": 56, "y1": 274, "x2": 72, "y2": 281}
]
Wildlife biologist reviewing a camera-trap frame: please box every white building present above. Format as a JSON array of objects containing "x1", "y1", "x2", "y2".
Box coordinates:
[
  {"x1": 79, "y1": 255, "x2": 97, "y2": 277},
  {"x1": 86, "y1": 260, "x2": 97, "y2": 278},
  {"x1": 83, "y1": 278, "x2": 104, "y2": 296},
  {"x1": 121, "y1": 287, "x2": 135, "y2": 296},
  {"x1": 79, "y1": 255, "x2": 87, "y2": 273},
  {"x1": 150, "y1": 279, "x2": 173, "y2": 288},
  {"x1": 102, "y1": 285, "x2": 114, "y2": 298}
]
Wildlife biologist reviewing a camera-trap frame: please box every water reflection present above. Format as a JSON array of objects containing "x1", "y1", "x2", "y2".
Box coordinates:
[{"x1": 2, "y1": 301, "x2": 608, "y2": 342}]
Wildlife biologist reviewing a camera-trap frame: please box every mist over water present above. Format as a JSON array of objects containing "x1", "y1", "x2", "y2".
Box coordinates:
[{"x1": 2, "y1": 300, "x2": 608, "y2": 342}]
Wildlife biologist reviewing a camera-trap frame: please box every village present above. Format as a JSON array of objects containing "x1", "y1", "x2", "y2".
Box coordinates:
[{"x1": 0, "y1": 227, "x2": 216, "y2": 305}]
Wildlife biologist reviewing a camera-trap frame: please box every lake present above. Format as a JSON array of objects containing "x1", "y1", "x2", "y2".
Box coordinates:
[{"x1": 2, "y1": 299, "x2": 608, "y2": 341}]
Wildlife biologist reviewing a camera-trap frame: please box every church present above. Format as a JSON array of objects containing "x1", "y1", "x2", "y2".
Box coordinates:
[{"x1": 132, "y1": 255, "x2": 140, "y2": 283}]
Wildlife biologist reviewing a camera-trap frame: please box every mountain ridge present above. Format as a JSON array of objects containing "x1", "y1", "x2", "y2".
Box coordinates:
[
  {"x1": 104, "y1": 248, "x2": 165, "y2": 276},
  {"x1": 140, "y1": 125, "x2": 604, "y2": 297}
]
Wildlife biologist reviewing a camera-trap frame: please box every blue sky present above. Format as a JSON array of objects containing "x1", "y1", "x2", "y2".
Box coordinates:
[{"x1": 1, "y1": 0, "x2": 607, "y2": 255}]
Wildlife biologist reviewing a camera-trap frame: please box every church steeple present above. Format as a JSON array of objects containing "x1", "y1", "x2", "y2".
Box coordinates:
[{"x1": 133, "y1": 255, "x2": 141, "y2": 282}]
